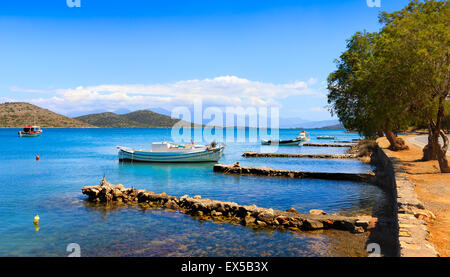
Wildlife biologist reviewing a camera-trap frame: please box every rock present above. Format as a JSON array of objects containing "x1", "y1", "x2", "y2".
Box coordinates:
[
  {"x1": 411, "y1": 207, "x2": 436, "y2": 222},
  {"x1": 233, "y1": 162, "x2": 240, "y2": 168},
  {"x1": 211, "y1": 211, "x2": 222, "y2": 217},
  {"x1": 243, "y1": 215, "x2": 255, "y2": 225},
  {"x1": 256, "y1": 220, "x2": 267, "y2": 227},
  {"x1": 81, "y1": 177, "x2": 373, "y2": 235},
  {"x1": 194, "y1": 211, "x2": 203, "y2": 217},
  {"x1": 303, "y1": 219, "x2": 324, "y2": 230},
  {"x1": 352, "y1": 226, "x2": 365, "y2": 233},
  {"x1": 368, "y1": 218, "x2": 378, "y2": 229},
  {"x1": 309, "y1": 209, "x2": 326, "y2": 215},
  {"x1": 355, "y1": 217, "x2": 371, "y2": 229},
  {"x1": 257, "y1": 211, "x2": 275, "y2": 224},
  {"x1": 163, "y1": 200, "x2": 179, "y2": 210},
  {"x1": 286, "y1": 208, "x2": 299, "y2": 214},
  {"x1": 275, "y1": 216, "x2": 289, "y2": 225}
]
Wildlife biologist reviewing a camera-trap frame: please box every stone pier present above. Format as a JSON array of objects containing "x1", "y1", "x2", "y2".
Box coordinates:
[
  {"x1": 243, "y1": 151, "x2": 357, "y2": 159},
  {"x1": 81, "y1": 178, "x2": 377, "y2": 234},
  {"x1": 213, "y1": 164, "x2": 376, "y2": 184},
  {"x1": 303, "y1": 143, "x2": 354, "y2": 148}
]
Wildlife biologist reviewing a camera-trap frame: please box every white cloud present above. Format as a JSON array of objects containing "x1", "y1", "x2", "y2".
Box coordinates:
[{"x1": 11, "y1": 76, "x2": 323, "y2": 116}]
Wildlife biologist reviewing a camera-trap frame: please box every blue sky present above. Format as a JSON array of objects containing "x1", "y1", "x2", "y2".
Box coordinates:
[{"x1": 0, "y1": 0, "x2": 411, "y2": 120}]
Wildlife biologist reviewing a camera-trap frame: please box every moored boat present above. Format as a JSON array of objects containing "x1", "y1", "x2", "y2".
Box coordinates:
[
  {"x1": 261, "y1": 139, "x2": 302, "y2": 146},
  {"x1": 317, "y1": 136, "x2": 336, "y2": 140},
  {"x1": 118, "y1": 142, "x2": 225, "y2": 163},
  {"x1": 18, "y1": 126, "x2": 42, "y2": 137}
]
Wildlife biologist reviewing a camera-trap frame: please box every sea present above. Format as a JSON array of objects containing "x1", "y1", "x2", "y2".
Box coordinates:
[{"x1": 0, "y1": 128, "x2": 392, "y2": 257}]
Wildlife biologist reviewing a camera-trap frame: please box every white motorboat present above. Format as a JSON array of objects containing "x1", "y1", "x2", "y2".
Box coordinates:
[
  {"x1": 297, "y1": 131, "x2": 311, "y2": 142},
  {"x1": 117, "y1": 142, "x2": 225, "y2": 163}
]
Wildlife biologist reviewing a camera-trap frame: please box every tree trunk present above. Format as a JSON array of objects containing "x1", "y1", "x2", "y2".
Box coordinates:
[
  {"x1": 422, "y1": 122, "x2": 439, "y2": 161},
  {"x1": 384, "y1": 130, "x2": 409, "y2": 151},
  {"x1": 437, "y1": 129, "x2": 450, "y2": 173},
  {"x1": 423, "y1": 97, "x2": 450, "y2": 173}
]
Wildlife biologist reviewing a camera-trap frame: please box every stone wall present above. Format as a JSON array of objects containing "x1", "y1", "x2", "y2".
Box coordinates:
[
  {"x1": 243, "y1": 152, "x2": 357, "y2": 159},
  {"x1": 214, "y1": 164, "x2": 376, "y2": 184},
  {"x1": 372, "y1": 147, "x2": 439, "y2": 257},
  {"x1": 82, "y1": 178, "x2": 377, "y2": 234}
]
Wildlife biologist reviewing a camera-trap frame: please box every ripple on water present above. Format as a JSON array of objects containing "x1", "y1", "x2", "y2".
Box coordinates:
[{"x1": 0, "y1": 129, "x2": 388, "y2": 256}]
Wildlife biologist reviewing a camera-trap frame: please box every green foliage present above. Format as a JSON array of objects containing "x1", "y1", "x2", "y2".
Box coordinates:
[
  {"x1": 75, "y1": 110, "x2": 185, "y2": 128},
  {"x1": 327, "y1": 32, "x2": 382, "y2": 138},
  {"x1": 327, "y1": 0, "x2": 449, "y2": 137}
]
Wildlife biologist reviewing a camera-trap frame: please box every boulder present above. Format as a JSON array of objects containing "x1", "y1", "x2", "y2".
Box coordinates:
[
  {"x1": 304, "y1": 219, "x2": 324, "y2": 230},
  {"x1": 309, "y1": 209, "x2": 326, "y2": 215},
  {"x1": 286, "y1": 208, "x2": 299, "y2": 214}
]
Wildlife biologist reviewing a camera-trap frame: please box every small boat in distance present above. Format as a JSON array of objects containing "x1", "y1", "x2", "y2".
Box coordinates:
[
  {"x1": 18, "y1": 126, "x2": 42, "y2": 137},
  {"x1": 117, "y1": 142, "x2": 225, "y2": 163},
  {"x1": 261, "y1": 139, "x2": 302, "y2": 146},
  {"x1": 316, "y1": 135, "x2": 336, "y2": 140},
  {"x1": 261, "y1": 131, "x2": 310, "y2": 146}
]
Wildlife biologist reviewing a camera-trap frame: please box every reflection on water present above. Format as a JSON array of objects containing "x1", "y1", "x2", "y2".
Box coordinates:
[{"x1": 0, "y1": 128, "x2": 391, "y2": 257}]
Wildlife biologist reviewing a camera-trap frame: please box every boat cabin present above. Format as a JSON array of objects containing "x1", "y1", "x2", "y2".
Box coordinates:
[{"x1": 23, "y1": 125, "x2": 41, "y2": 134}]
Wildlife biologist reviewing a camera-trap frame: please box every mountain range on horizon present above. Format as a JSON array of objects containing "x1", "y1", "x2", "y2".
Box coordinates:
[
  {"x1": 70, "y1": 107, "x2": 341, "y2": 129},
  {"x1": 0, "y1": 102, "x2": 342, "y2": 129}
]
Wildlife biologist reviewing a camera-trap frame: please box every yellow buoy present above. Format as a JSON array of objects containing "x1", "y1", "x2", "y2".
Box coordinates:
[{"x1": 34, "y1": 215, "x2": 40, "y2": 225}]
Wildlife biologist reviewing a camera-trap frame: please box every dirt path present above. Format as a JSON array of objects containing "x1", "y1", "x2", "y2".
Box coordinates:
[
  {"x1": 405, "y1": 135, "x2": 449, "y2": 156},
  {"x1": 377, "y1": 135, "x2": 450, "y2": 257}
]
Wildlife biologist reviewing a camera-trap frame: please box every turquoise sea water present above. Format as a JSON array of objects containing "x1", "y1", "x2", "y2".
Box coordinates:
[{"x1": 0, "y1": 128, "x2": 389, "y2": 257}]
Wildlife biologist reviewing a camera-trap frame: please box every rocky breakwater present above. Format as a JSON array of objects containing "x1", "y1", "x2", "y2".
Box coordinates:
[
  {"x1": 214, "y1": 163, "x2": 376, "y2": 184},
  {"x1": 82, "y1": 178, "x2": 377, "y2": 234},
  {"x1": 243, "y1": 152, "x2": 357, "y2": 159},
  {"x1": 303, "y1": 143, "x2": 354, "y2": 148}
]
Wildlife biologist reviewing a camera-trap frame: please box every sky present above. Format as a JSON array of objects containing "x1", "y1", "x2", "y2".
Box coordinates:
[{"x1": 0, "y1": 0, "x2": 411, "y2": 120}]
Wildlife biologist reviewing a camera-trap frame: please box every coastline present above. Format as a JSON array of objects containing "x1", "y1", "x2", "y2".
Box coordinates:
[{"x1": 377, "y1": 135, "x2": 449, "y2": 256}]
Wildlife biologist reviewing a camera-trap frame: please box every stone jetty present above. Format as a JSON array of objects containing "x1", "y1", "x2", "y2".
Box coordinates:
[
  {"x1": 303, "y1": 143, "x2": 354, "y2": 148},
  {"x1": 213, "y1": 164, "x2": 376, "y2": 184},
  {"x1": 81, "y1": 178, "x2": 377, "y2": 234},
  {"x1": 243, "y1": 151, "x2": 357, "y2": 159}
]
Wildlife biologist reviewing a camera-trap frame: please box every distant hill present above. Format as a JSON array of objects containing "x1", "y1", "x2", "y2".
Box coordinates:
[
  {"x1": 75, "y1": 110, "x2": 190, "y2": 128},
  {"x1": 319, "y1": 123, "x2": 344, "y2": 129},
  {"x1": 0, "y1": 102, "x2": 94, "y2": 128},
  {"x1": 281, "y1": 119, "x2": 341, "y2": 129}
]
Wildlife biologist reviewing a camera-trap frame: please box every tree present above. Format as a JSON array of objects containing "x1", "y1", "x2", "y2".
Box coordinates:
[
  {"x1": 327, "y1": 32, "x2": 411, "y2": 150},
  {"x1": 328, "y1": 0, "x2": 450, "y2": 172},
  {"x1": 379, "y1": 0, "x2": 450, "y2": 172}
]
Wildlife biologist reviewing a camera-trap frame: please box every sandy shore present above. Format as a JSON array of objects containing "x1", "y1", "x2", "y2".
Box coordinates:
[{"x1": 377, "y1": 135, "x2": 450, "y2": 257}]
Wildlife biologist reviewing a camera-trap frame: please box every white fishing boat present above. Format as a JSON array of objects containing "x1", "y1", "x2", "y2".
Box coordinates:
[
  {"x1": 18, "y1": 125, "x2": 42, "y2": 137},
  {"x1": 117, "y1": 142, "x2": 225, "y2": 163}
]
